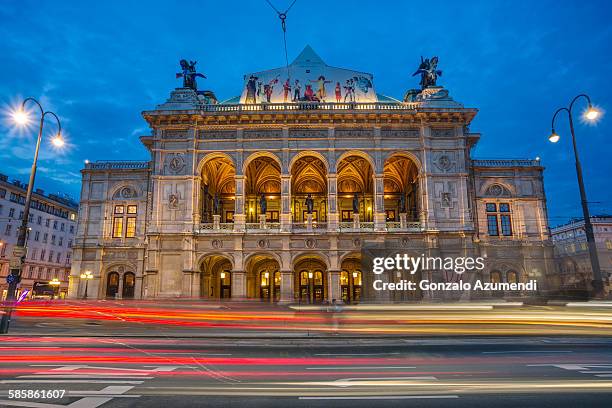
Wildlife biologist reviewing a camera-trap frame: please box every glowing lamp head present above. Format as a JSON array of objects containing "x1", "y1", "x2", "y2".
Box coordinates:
[
  {"x1": 352, "y1": 271, "x2": 358, "y2": 278},
  {"x1": 585, "y1": 106, "x2": 600, "y2": 121},
  {"x1": 52, "y1": 135, "x2": 64, "y2": 147},
  {"x1": 12, "y1": 109, "x2": 29, "y2": 125},
  {"x1": 220, "y1": 272, "x2": 226, "y2": 279},
  {"x1": 548, "y1": 130, "x2": 560, "y2": 143}
]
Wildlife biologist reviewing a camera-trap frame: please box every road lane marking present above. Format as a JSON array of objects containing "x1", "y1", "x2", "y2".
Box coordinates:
[
  {"x1": 299, "y1": 395, "x2": 459, "y2": 400},
  {"x1": 307, "y1": 366, "x2": 416, "y2": 370}
]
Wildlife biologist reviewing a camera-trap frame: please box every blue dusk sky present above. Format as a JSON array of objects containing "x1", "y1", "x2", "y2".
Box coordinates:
[{"x1": 0, "y1": 0, "x2": 610, "y2": 225}]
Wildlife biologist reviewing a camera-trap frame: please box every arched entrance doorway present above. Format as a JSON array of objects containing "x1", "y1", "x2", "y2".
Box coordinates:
[
  {"x1": 246, "y1": 254, "x2": 281, "y2": 302},
  {"x1": 291, "y1": 155, "x2": 327, "y2": 223},
  {"x1": 106, "y1": 272, "x2": 119, "y2": 298},
  {"x1": 122, "y1": 272, "x2": 135, "y2": 298},
  {"x1": 294, "y1": 257, "x2": 326, "y2": 304},
  {"x1": 244, "y1": 155, "x2": 281, "y2": 223},
  {"x1": 200, "y1": 156, "x2": 236, "y2": 223},
  {"x1": 200, "y1": 255, "x2": 233, "y2": 299},
  {"x1": 383, "y1": 153, "x2": 420, "y2": 222},
  {"x1": 340, "y1": 258, "x2": 362, "y2": 303},
  {"x1": 337, "y1": 154, "x2": 374, "y2": 222}
]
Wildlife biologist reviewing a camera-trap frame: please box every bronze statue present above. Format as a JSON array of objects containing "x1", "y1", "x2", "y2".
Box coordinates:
[
  {"x1": 213, "y1": 193, "x2": 221, "y2": 215},
  {"x1": 259, "y1": 194, "x2": 267, "y2": 215},
  {"x1": 305, "y1": 193, "x2": 314, "y2": 214},
  {"x1": 412, "y1": 56, "x2": 442, "y2": 89},
  {"x1": 399, "y1": 193, "x2": 406, "y2": 213},
  {"x1": 176, "y1": 59, "x2": 206, "y2": 91},
  {"x1": 352, "y1": 193, "x2": 360, "y2": 213}
]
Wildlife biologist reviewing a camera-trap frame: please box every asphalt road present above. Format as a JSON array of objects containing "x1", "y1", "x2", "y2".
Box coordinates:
[
  {"x1": 0, "y1": 336, "x2": 611, "y2": 407},
  {"x1": 1, "y1": 300, "x2": 612, "y2": 407}
]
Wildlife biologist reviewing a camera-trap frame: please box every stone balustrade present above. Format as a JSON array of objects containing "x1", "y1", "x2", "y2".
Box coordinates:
[{"x1": 196, "y1": 222, "x2": 420, "y2": 234}]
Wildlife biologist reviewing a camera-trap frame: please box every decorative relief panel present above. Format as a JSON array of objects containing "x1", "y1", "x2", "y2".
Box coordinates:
[
  {"x1": 430, "y1": 127, "x2": 455, "y2": 137},
  {"x1": 484, "y1": 183, "x2": 512, "y2": 197},
  {"x1": 432, "y1": 151, "x2": 457, "y2": 173},
  {"x1": 199, "y1": 130, "x2": 236, "y2": 139},
  {"x1": 381, "y1": 129, "x2": 420, "y2": 138},
  {"x1": 433, "y1": 180, "x2": 459, "y2": 219},
  {"x1": 289, "y1": 129, "x2": 326, "y2": 138},
  {"x1": 165, "y1": 153, "x2": 186, "y2": 175},
  {"x1": 335, "y1": 129, "x2": 373, "y2": 138},
  {"x1": 163, "y1": 129, "x2": 189, "y2": 139},
  {"x1": 112, "y1": 186, "x2": 138, "y2": 199},
  {"x1": 244, "y1": 129, "x2": 282, "y2": 139}
]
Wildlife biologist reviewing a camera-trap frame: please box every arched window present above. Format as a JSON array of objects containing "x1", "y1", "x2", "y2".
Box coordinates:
[
  {"x1": 490, "y1": 271, "x2": 502, "y2": 284},
  {"x1": 340, "y1": 271, "x2": 349, "y2": 286},
  {"x1": 122, "y1": 272, "x2": 135, "y2": 298},
  {"x1": 106, "y1": 272, "x2": 119, "y2": 298},
  {"x1": 353, "y1": 270, "x2": 362, "y2": 286},
  {"x1": 507, "y1": 270, "x2": 518, "y2": 284}
]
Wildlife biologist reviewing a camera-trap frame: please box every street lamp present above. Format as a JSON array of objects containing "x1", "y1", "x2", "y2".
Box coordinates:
[
  {"x1": 0, "y1": 97, "x2": 64, "y2": 334},
  {"x1": 549, "y1": 93, "x2": 604, "y2": 297},
  {"x1": 80, "y1": 271, "x2": 93, "y2": 299}
]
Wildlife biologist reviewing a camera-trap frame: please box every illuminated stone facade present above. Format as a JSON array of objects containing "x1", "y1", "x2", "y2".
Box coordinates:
[{"x1": 68, "y1": 47, "x2": 556, "y2": 302}]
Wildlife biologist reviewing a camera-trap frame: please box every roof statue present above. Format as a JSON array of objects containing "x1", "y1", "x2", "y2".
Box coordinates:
[
  {"x1": 412, "y1": 56, "x2": 442, "y2": 89},
  {"x1": 176, "y1": 59, "x2": 206, "y2": 91},
  {"x1": 239, "y1": 45, "x2": 377, "y2": 104}
]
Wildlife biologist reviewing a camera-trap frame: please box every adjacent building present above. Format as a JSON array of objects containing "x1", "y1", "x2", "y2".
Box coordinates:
[
  {"x1": 0, "y1": 174, "x2": 78, "y2": 299},
  {"x1": 68, "y1": 46, "x2": 556, "y2": 302},
  {"x1": 551, "y1": 216, "x2": 612, "y2": 294}
]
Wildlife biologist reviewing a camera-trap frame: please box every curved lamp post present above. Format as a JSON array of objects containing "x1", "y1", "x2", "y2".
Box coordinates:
[
  {"x1": 549, "y1": 93, "x2": 603, "y2": 297},
  {"x1": 0, "y1": 98, "x2": 64, "y2": 333}
]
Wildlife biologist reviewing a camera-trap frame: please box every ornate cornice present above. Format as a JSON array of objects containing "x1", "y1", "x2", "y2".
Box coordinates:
[{"x1": 142, "y1": 108, "x2": 477, "y2": 129}]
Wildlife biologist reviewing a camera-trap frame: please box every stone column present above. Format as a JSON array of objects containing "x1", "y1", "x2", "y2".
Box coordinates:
[
  {"x1": 327, "y1": 173, "x2": 339, "y2": 231},
  {"x1": 327, "y1": 269, "x2": 342, "y2": 303},
  {"x1": 234, "y1": 175, "x2": 246, "y2": 232},
  {"x1": 231, "y1": 270, "x2": 246, "y2": 299},
  {"x1": 373, "y1": 174, "x2": 386, "y2": 231},
  {"x1": 116, "y1": 275, "x2": 123, "y2": 299},
  {"x1": 190, "y1": 272, "x2": 200, "y2": 298},
  {"x1": 280, "y1": 174, "x2": 292, "y2": 232},
  {"x1": 193, "y1": 176, "x2": 202, "y2": 225},
  {"x1": 279, "y1": 270, "x2": 294, "y2": 303}
]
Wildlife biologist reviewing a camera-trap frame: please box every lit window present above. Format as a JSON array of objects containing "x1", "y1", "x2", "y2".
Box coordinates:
[
  {"x1": 127, "y1": 205, "x2": 137, "y2": 214},
  {"x1": 507, "y1": 271, "x2": 518, "y2": 284},
  {"x1": 126, "y1": 217, "x2": 136, "y2": 238},
  {"x1": 112, "y1": 217, "x2": 123, "y2": 238},
  {"x1": 114, "y1": 205, "x2": 124, "y2": 214}
]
